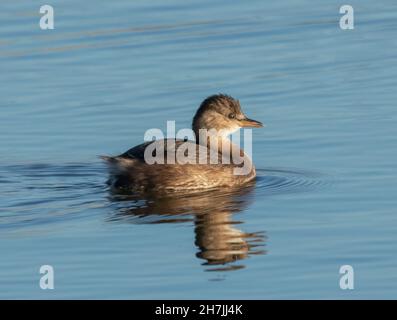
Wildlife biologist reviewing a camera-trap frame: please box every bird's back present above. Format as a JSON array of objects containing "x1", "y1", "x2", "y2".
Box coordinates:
[{"x1": 102, "y1": 139, "x2": 256, "y2": 193}]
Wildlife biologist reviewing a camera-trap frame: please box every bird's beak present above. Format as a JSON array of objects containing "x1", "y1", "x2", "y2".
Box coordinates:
[{"x1": 239, "y1": 117, "x2": 264, "y2": 128}]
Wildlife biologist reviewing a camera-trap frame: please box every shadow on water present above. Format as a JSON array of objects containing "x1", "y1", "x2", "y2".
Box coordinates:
[
  {"x1": 107, "y1": 182, "x2": 266, "y2": 272},
  {"x1": 106, "y1": 168, "x2": 325, "y2": 271},
  {"x1": 108, "y1": 168, "x2": 323, "y2": 271}
]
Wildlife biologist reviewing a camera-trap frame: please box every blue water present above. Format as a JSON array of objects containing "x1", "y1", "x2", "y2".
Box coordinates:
[{"x1": 1, "y1": 0, "x2": 396, "y2": 299}]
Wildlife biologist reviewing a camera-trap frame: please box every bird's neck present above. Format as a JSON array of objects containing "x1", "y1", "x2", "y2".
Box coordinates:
[
  {"x1": 195, "y1": 128, "x2": 251, "y2": 163},
  {"x1": 192, "y1": 126, "x2": 255, "y2": 176}
]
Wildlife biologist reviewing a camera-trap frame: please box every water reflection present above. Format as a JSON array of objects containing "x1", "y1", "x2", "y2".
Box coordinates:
[{"x1": 108, "y1": 183, "x2": 266, "y2": 271}]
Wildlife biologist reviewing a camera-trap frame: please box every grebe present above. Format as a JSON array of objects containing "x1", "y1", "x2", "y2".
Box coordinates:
[{"x1": 102, "y1": 94, "x2": 263, "y2": 193}]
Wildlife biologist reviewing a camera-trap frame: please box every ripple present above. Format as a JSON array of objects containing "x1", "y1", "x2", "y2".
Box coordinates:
[
  {"x1": 255, "y1": 167, "x2": 328, "y2": 196},
  {"x1": 0, "y1": 163, "x2": 327, "y2": 272},
  {"x1": 0, "y1": 162, "x2": 108, "y2": 232},
  {"x1": 0, "y1": 162, "x2": 328, "y2": 233}
]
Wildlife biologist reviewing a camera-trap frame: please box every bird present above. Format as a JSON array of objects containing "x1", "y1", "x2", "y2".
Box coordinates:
[{"x1": 101, "y1": 94, "x2": 263, "y2": 194}]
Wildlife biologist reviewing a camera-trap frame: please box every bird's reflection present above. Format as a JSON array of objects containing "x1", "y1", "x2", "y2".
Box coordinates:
[{"x1": 107, "y1": 183, "x2": 266, "y2": 271}]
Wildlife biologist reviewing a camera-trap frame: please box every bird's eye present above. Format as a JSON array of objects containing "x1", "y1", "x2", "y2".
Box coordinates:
[{"x1": 229, "y1": 113, "x2": 236, "y2": 119}]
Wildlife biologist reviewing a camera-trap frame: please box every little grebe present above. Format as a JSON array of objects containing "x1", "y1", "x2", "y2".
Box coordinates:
[{"x1": 102, "y1": 94, "x2": 263, "y2": 193}]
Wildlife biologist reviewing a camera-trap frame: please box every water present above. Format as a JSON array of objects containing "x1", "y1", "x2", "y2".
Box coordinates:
[{"x1": 1, "y1": 0, "x2": 396, "y2": 299}]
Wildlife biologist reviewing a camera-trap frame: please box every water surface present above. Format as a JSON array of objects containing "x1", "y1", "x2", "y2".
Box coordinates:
[{"x1": 1, "y1": 0, "x2": 397, "y2": 299}]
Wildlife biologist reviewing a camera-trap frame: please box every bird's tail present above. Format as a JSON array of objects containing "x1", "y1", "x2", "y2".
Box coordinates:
[
  {"x1": 99, "y1": 155, "x2": 117, "y2": 163},
  {"x1": 99, "y1": 155, "x2": 138, "y2": 175}
]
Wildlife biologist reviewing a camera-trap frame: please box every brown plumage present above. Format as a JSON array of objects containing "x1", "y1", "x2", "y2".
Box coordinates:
[{"x1": 101, "y1": 94, "x2": 263, "y2": 194}]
